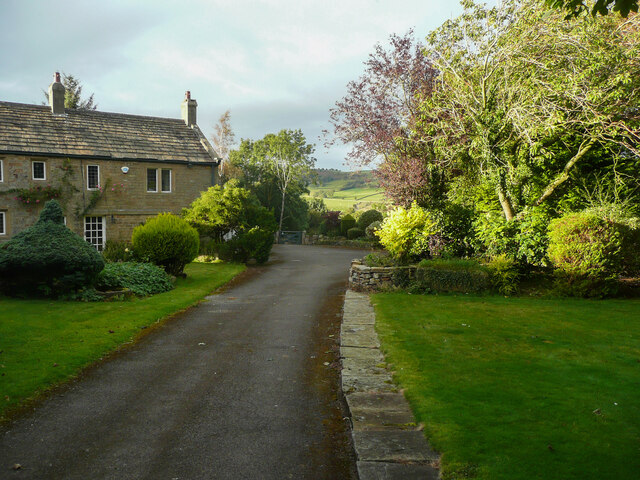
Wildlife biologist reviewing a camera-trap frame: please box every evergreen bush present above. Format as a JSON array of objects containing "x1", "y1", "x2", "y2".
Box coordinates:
[
  {"x1": 96, "y1": 262, "x2": 174, "y2": 296},
  {"x1": 357, "y1": 209, "x2": 383, "y2": 230},
  {"x1": 414, "y1": 258, "x2": 490, "y2": 293},
  {"x1": 0, "y1": 200, "x2": 104, "y2": 296},
  {"x1": 547, "y1": 212, "x2": 623, "y2": 297},
  {"x1": 347, "y1": 227, "x2": 365, "y2": 239},
  {"x1": 365, "y1": 220, "x2": 382, "y2": 238},
  {"x1": 132, "y1": 213, "x2": 199, "y2": 276},
  {"x1": 340, "y1": 214, "x2": 356, "y2": 235}
]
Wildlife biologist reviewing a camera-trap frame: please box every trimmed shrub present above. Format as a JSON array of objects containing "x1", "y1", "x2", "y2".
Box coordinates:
[
  {"x1": 0, "y1": 200, "x2": 104, "y2": 296},
  {"x1": 414, "y1": 258, "x2": 490, "y2": 293},
  {"x1": 96, "y1": 262, "x2": 173, "y2": 296},
  {"x1": 102, "y1": 240, "x2": 135, "y2": 263},
  {"x1": 340, "y1": 214, "x2": 356, "y2": 235},
  {"x1": 376, "y1": 203, "x2": 436, "y2": 263},
  {"x1": 212, "y1": 227, "x2": 274, "y2": 264},
  {"x1": 363, "y1": 252, "x2": 397, "y2": 267},
  {"x1": 485, "y1": 254, "x2": 520, "y2": 296},
  {"x1": 347, "y1": 227, "x2": 365, "y2": 239},
  {"x1": 132, "y1": 213, "x2": 199, "y2": 276},
  {"x1": 547, "y1": 212, "x2": 623, "y2": 297},
  {"x1": 357, "y1": 209, "x2": 383, "y2": 230},
  {"x1": 365, "y1": 220, "x2": 382, "y2": 238}
]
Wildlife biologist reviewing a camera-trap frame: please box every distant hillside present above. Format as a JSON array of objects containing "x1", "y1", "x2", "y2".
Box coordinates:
[{"x1": 307, "y1": 169, "x2": 389, "y2": 213}]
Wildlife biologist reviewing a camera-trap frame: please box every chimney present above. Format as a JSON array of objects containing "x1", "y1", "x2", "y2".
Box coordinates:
[
  {"x1": 48, "y1": 72, "x2": 65, "y2": 115},
  {"x1": 181, "y1": 90, "x2": 197, "y2": 126}
]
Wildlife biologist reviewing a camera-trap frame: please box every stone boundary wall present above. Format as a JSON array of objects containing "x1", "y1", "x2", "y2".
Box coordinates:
[{"x1": 349, "y1": 260, "x2": 416, "y2": 291}]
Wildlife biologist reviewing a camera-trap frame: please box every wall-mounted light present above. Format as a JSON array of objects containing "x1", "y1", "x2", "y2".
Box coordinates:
[{"x1": 121, "y1": 166, "x2": 129, "y2": 174}]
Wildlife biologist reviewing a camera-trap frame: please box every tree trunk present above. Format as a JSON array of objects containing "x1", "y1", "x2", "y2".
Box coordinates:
[
  {"x1": 277, "y1": 188, "x2": 286, "y2": 242},
  {"x1": 498, "y1": 189, "x2": 515, "y2": 221}
]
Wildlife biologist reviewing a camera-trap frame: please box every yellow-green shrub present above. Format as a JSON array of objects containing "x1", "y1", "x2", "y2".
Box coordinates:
[{"x1": 375, "y1": 203, "x2": 436, "y2": 262}]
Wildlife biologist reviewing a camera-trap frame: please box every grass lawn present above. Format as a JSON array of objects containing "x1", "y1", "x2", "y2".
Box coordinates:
[
  {"x1": 372, "y1": 293, "x2": 640, "y2": 480},
  {"x1": 0, "y1": 262, "x2": 245, "y2": 421}
]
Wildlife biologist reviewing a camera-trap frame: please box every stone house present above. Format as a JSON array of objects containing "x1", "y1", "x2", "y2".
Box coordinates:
[{"x1": 0, "y1": 73, "x2": 219, "y2": 250}]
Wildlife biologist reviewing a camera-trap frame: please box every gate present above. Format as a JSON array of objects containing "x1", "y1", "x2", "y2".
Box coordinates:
[{"x1": 278, "y1": 231, "x2": 303, "y2": 244}]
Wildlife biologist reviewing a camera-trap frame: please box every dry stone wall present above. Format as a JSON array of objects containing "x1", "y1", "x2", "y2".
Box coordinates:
[{"x1": 349, "y1": 259, "x2": 416, "y2": 291}]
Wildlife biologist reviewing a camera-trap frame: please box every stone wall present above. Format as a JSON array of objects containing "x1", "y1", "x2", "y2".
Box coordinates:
[
  {"x1": 0, "y1": 154, "x2": 215, "y2": 244},
  {"x1": 349, "y1": 259, "x2": 416, "y2": 291}
]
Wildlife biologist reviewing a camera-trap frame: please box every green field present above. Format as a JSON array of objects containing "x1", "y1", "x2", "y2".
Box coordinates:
[
  {"x1": 373, "y1": 293, "x2": 640, "y2": 480},
  {"x1": 0, "y1": 262, "x2": 245, "y2": 421},
  {"x1": 307, "y1": 177, "x2": 389, "y2": 212}
]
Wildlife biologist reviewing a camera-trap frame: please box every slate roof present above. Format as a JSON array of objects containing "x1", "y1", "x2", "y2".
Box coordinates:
[{"x1": 0, "y1": 101, "x2": 219, "y2": 164}]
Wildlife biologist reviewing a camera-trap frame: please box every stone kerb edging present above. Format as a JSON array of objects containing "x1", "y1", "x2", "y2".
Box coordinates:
[
  {"x1": 341, "y1": 290, "x2": 439, "y2": 479},
  {"x1": 349, "y1": 260, "x2": 417, "y2": 292}
]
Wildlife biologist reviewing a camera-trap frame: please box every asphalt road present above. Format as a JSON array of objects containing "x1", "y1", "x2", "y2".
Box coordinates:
[{"x1": 0, "y1": 245, "x2": 367, "y2": 479}]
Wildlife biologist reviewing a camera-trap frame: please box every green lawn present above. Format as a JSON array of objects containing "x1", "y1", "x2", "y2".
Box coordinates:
[
  {"x1": 372, "y1": 293, "x2": 640, "y2": 480},
  {"x1": 0, "y1": 262, "x2": 245, "y2": 421}
]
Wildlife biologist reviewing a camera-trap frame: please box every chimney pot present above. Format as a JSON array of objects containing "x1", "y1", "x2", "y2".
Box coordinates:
[
  {"x1": 181, "y1": 91, "x2": 197, "y2": 126},
  {"x1": 48, "y1": 72, "x2": 65, "y2": 115}
]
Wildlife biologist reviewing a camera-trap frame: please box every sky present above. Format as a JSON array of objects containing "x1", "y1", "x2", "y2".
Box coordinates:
[{"x1": 0, "y1": 0, "x2": 467, "y2": 170}]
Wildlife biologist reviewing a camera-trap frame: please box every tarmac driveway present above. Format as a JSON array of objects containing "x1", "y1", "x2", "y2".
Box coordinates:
[{"x1": 0, "y1": 245, "x2": 367, "y2": 479}]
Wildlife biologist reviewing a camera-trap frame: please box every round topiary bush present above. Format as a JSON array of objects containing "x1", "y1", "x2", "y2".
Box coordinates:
[
  {"x1": 0, "y1": 200, "x2": 104, "y2": 296},
  {"x1": 340, "y1": 214, "x2": 356, "y2": 236},
  {"x1": 132, "y1": 213, "x2": 199, "y2": 276},
  {"x1": 347, "y1": 227, "x2": 365, "y2": 239},
  {"x1": 547, "y1": 212, "x2": 623, "y2": 297},
  {"x1": 365, "y1": 220, "x2": 382, "y2": 238},
  {"x1": 357, "y1": 209, "x2": 383, "y2": 230}
]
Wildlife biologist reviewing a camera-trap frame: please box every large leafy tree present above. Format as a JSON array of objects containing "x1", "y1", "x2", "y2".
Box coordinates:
[
  {"x1": 417, "y1": 0, "x2": 640, "y2": 221},
  {"x1": 546, "y1": 0, "x2": 638, "y2": 18},
  {"x1": 229, "y1": 129, "x2": 316, "y2": 231},
  {"x1": 326, "y1": 31, "x2": 444, "y2": 207},
  {"x1": 42, "y1": 73, "x2": 97, "y2": 110}
]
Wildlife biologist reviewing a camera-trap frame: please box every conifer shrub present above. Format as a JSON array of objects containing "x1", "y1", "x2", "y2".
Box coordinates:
[
  {"x1": 357, "y1": 209, "x2": 383, "y2": 230},
  {"x1": 96, "y1": 262, "x2": 174, "y2": 296},
  {"x1": 485, "y1": 254, "x2": 520, "y2": 296},
  {"x1": 0, "y1": 200, "x2": 104, "y2": 296},
  {"x1": 340, "y1": 214, "x2": 356, "y2": 235},
  {"x1": 547, "y1": 212, "x2": 623, "y2": 297},
  {"x1": 347, "y1": 227, "x2": 365, "y2": 239},
  {"x1": 131, "y1": 213, "x2": 199, "y2": 276}
]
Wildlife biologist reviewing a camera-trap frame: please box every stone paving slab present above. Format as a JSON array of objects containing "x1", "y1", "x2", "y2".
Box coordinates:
[
  {"x1": 341, "y1": 324, "x2": 380, "y2": 348},
  {"x1": 342, "y1": 374, "x2": 396, "y2": 394},
  {"x1": 352, "y1": 430, "x2": 438, "y2": 462},
  {"x1": 342, "y1": 359, "x2": 388, "y2": 377},
  {"x1": 357, "y1": 461, "x2": 440, "y2": 480},
  {"x1": 341, "y1": 289, "x2": 440, "y2": 479},
  {"x1": 341, "y1": 346, "x2": 385, "y2": 363},
  {"x1": 350, "y1": 409, "x2": 417, "y2": 431},
  {"x1": 346, "y1": 392, "x2": 413, "y2": 413}
]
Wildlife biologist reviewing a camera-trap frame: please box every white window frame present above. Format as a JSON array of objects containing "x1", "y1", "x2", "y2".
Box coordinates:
[
  {"x1": 0, "y1": 159, "x2": 3, "y2": 183},
  {"x1": 32, "y1": 160, "x2": 46, "y2": 181},
  {"x1": 147, "y1": 168, "x2": 158, "y2": 193},
  {"x1": 0, "y1": 211, "x2": 5, "y2": 236},
  {"x1": 84, "y1": 216, "x2": 105, "y2": 251},
  {"x1": 87, "y1": 165, "x2": 100, "y2": 190},
  {"x1": 161, "y1": 168, "x2": 172, "y2": 193}
]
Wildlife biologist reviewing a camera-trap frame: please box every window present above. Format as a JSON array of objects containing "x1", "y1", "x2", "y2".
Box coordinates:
[
  {"x1": 87, "y1": 165, "x2": 100, "y2": 190},
  {"x1": 0, "y1": 212, "x2": 5, "y2": 235},
  {"x1": 85, "y1": 216, "x2": 105, "y2": 251},
  {"x1": 0, "y1": 159, "x2": 3, "y2": 183},
  {"x1": 161, "y1": 169, "x2": 171, "y2": 192},
  {"x1": 32, "y1": 161, "x2": 46, "y2": 180},
  {"x1": 147, "y1": 168, "x2": 158, "y2": 192}
]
